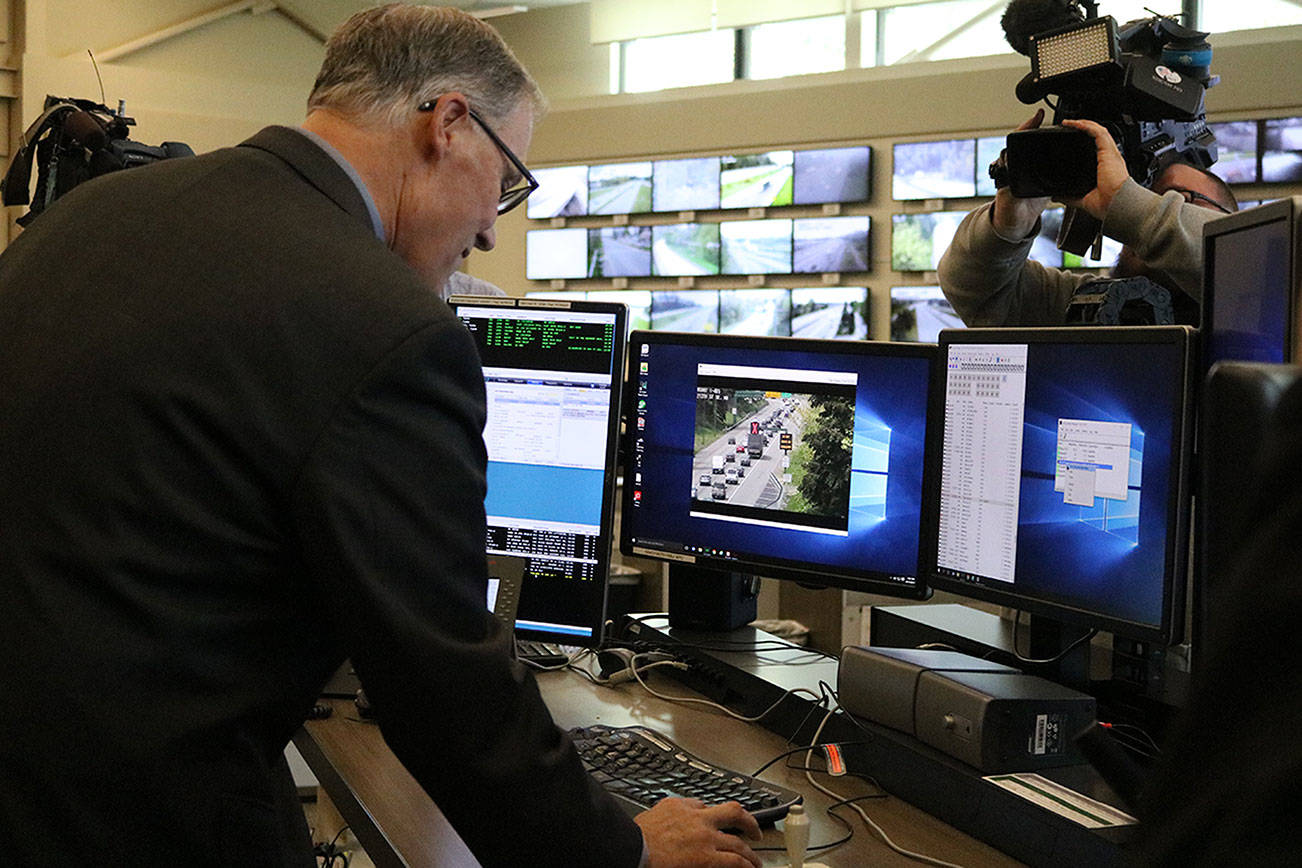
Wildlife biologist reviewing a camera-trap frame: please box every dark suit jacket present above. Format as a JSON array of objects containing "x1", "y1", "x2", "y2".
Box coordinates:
[{"x1": 0, "y1": 127, "x2": 642, "y2": 867}]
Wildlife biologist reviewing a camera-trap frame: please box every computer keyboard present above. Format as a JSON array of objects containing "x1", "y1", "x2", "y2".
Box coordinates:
[
  {"x1": 516, "y1": 639, "x2": 574, "y2": 666},
  {"x1": 568, "y1": 724, "x2": 803, "y2": 824}
]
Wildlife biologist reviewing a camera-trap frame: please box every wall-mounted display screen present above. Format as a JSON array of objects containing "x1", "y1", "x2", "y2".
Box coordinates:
[
  {"x1": 1262, "y1": 117, "x2": 1302, "y2": 183},
  {"x1": 720, "y1": 219, "x2": 793, "y2": 275},
  {"x1": 587, "y1": 226, "x2": 653, "y2": 278},
  {"x1": 589, "y1": 162, "x2": 653, "y2": 214},
  {"x1": 718, "y1": 289, "x2": 792, "y2": 336},
  {"x1": 650, "y1": 290, "x2": 720, "y2": 332},
  {"x1": 586, "y1": 289, "x2": 653, "y2": 335},
  {"x1": 1063, "y1": 234, "x2": 1124, "y2": 269},
  {"x1": 793, "y1": 146, "x2": 871, "y2": 204},
  {"x1": 652, "y1": 223, "x2": 721, "y2": 276},
  {"x1": 1031, "y1": 208, "x2": 1065, "y2": 269},
  {"x1": 889, "y1": 286, "x2": 963, "y2": 342},
  {"x1": 1209, "y1": 121, "x2": 1260, "y2": 184},
  {"x1": 792, "y1": 216, "x2": 870, "y2": 273},
  {"x1": 791, "y1": 287, "x2": 868, "y2": 340},
  {"x1": 975, "y1": 136, "x2": 1004, "y2": 197},
  {"x1": 527, "y1": 165, "x2": 589, "y2": 219},
  {"x1": 526, "y1": 227, "x2": 588, "y2": 280},
  {"x1": 653, "y1": 156, "x2": 722, "y2": 212},
  {"x1": 720, "y1": 151, "x2": 794, "y2": 208},
  {"x1": 891, "y1": 211, "x2": 966, "y2": 271},
  {"x1": 892, "y1": 140, "x2": 977, "y2": 200},
  {"x1": 525, "y1": 290, "x2": 587, "y2": 301}
]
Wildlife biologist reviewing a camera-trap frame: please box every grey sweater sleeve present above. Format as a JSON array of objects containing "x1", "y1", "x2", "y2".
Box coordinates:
[
  {"x1": 937, "y1": 202, "x2": 1091, "y2": 326},
  {"x1": 938, "y1": 179, "x2": 1218, "y2": 325},
  {"x1": 1101, "y1": 178, "x2": 1222, "y2": 304}
]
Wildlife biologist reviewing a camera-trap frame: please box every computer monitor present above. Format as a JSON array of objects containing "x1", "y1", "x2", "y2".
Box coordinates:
[
  {"x1": 449, "y1": 297, "x2": 628, "y2": 647},
  {"x1": 922, "y1": 327, "x2": 1195, "y2": 645},
  {"x1": 889, "y1": 286, "x2": 963, "y2": 342},
  {"x1": 621, "y1": 331, "x2": 934, "y2": 600},
  {"x1": 892, "y1": 139, "x2": 977, "y2": 200},
  {"x1": 1201, "y1": 197, "x2": 1302, "y2": 369}
]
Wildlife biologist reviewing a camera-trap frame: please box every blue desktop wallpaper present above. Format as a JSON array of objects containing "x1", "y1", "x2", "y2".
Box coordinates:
[
  {"x1": 1012, "y1": 342, "x2": 1184, "y2": 629},
  {"x1": 629, "y1": 341, "x2": 931, "y2": 585}
]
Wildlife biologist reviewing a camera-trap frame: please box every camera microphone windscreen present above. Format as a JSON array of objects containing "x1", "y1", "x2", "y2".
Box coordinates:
[
  {"x1": 1001, "y1": 0, "x2": 1085, "y2": 55},
  {"x1": 64, "y1": 110, "x2": 108, "y2": 152}
]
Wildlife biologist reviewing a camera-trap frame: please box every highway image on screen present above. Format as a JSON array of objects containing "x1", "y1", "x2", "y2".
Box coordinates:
[
  {"x1": 527, "y1": 165, "x2": 589, "y2": 218},
  {"x1": 587, "y1": 289, "x2": 652, "y2": 333},
  {"x1": 891, "y1": 211, "x2": 966, "y2": 271},
  {"x1": 690, "y1": 376, "x2": 855, "y2": 529},
  {"x1": 1030, "y1": 208, "x2": 1064, "y2": 269},
  {"x1": 1209, "y1": 121, "x2": 1259, "y2": 184},
  {"x1": 720, "y1": 151, "x2": 794, "y2": 208},
  {"x1": 719, "y1": 289, "x2": 791, "y2": 336},
  {"x1": 791, "y1": 287, "x2": 867, "y2": 340},
  {"x1": 892, "y1": 140, "x2": 976, "y2": 200},
  {"x1": 720, "y1": 219, "x2": 792, "y2": 274},
  {"x1": 652, "y1": 223, "x2": 721, "y2": 276},
  {"x1": 1263, "y1": 117, "x2": 1302, "y2": 183},
  {"x1": 650, "y1": 290, "x2": 719, "y2": 332},
  {"x1": 794, "y1": 147, "x2": 870, "y2": 204},
  {"x1": 890, "y1": 286, "x2": 963, "y2": 342},
  {"x1": 589, "y1": 161, "x2": 653, "y2": 214},
  {"x1": 793, "y1": 216, "x2": 869, "y2": 273},
  {"x1": 588, "y1": 226, "x2": 652, "y2": 277},
  {"x1": 653, "y1": 157, "x2": 721, "y2": 212},
  {"x1": 975, "y1": 136, "x2": 1003, "y2": 197}
]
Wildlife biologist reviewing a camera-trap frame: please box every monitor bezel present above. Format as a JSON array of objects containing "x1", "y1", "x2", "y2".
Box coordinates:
[
  {"x1": 1200, "y1": 197, "x2": 1301, "y2": 373},
  {"x1": 448, "y1": 295, "x2": 628, "y2": 648},
  {"x1": 620, "y1": 329, "x2": 935, "y2": 599},
  {"x1": 920, "y1": 326, "x2": 1195, "y2": 645}
]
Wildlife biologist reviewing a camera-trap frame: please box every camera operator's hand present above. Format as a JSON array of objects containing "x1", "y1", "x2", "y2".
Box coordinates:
[
  {"x1": 991, "y1": 108, "x2": 1052, "y2": 241},
  {"x1": 635, "y1": 797, "x2": 762, "y2": 867},
  {"x1": 1059, "y1": 118, "x2": 1129, "y2": 220}
]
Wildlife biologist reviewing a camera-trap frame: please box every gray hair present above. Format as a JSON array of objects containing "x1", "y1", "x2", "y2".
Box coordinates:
[{"x1": 307, "y1": 4, "x2": 544, "y2": 129}]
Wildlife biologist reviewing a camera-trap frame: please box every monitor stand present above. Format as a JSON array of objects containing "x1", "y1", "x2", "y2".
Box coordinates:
[{"x1": 666, "y1": 563, "x2": 759, "y2": 631}]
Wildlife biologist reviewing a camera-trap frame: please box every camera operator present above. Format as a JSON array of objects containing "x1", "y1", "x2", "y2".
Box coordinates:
[{"x1": 938, "y1": 108, "x2": 1237, "y2": 326}]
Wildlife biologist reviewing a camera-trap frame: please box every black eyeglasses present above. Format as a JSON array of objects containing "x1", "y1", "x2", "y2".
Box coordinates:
[
  {"x1": 1168, "y1": 186, "x2": 1234, "y2": 215},
  {"x1": 418, "y1": 101, "x2": 538, "y2": 215}
]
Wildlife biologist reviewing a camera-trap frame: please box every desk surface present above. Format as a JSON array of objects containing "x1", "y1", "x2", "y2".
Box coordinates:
[{"x1": 296, "y1": 664, "x2": 1023, "y2": 867}]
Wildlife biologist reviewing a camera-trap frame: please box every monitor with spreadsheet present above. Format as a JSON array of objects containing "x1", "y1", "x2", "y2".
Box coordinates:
[
  {"x1": 921, "y1": 327, "x2": 1194, "y2": 643},
  {"x1": 449, "y1": 297, "x2": 627, "y2": 647},
  {"x1": 621, "y1": 331, "x2": 934, "y2": 597}
]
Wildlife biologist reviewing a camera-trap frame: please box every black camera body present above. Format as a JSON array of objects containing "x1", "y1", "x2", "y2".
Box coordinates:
[
  {"x1": 2, "y1": 95, "x2": 194, "y2": 226},
  {"x1": 992, "y1": 2, "x2": 1218, "y2": 205}
]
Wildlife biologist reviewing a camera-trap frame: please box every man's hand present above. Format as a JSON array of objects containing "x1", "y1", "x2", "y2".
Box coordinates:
[
  {"x1": 991, "y1": 108, "x2": 1053, "y2": 240},
  {"x1": 635, "y1": 798, "x2": 763, "y2": 868},
  {"x1": 1059, "y1": 118, "x2": 1130, "y2": 220}
]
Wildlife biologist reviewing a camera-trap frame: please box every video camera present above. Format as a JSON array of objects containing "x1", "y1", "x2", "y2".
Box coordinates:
[
  {"x1": 990, "y1": 0, "x2": 1219, "y2": 254},
  {"x1": 1, "y1": 95, "x2": 194, "y2": 226}
]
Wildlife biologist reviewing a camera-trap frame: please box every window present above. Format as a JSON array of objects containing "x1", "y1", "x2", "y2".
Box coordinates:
[
  {"x1": 1200, "y1": 0, "x2": 1302, "y2": 33},
  {"x1": 879, "y1": 0, "x2": 1010, "y2": 66},
  {"x1": 620, "y1": 29, "x2": 736, "y2": 94},
  {"x1": 746, "y1": 15, "x2": 846, "y2": 81}
]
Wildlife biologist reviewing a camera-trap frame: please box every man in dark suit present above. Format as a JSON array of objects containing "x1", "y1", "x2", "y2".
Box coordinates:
[{"x1": 0, "y1": 5, "x2": 760, "y2": 866}]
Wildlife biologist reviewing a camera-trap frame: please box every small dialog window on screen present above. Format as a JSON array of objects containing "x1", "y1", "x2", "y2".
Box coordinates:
[{"x1": 1055, "y1": 418, "x2": 1143, "y2": 545}]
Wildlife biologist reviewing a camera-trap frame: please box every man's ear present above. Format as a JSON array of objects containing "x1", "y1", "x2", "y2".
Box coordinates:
[{"x1": 418, "y1": 92, "x2": 471, "y2": 159}]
